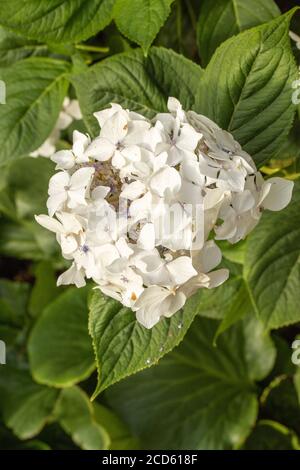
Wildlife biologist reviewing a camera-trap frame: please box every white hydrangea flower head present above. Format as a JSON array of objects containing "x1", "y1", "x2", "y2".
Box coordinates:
[{"x1": 35, "y1": 97, "x2": 294, "y2": 329}]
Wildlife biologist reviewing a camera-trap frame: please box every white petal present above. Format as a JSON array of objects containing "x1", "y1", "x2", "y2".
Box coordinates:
[
  {"x1": 135, "y1": 308, "x2": 161, "y2": 329},
  {"x1": 47, "y1": 192, "x2": 67, "y2": 216},
  {"x1": 92, "y1": 185, "x2": 110, "y2": 200},
  {"x1": 261, "y1": 177, "x2": 294, "y2": 211},
  {"x1": 66, "y1": 100, "x2": 82, "y2": 120},
  {"x1": 120, "y1": 181, "x2": 146, "y2": 200},
  {"x1": 137, "y1": 223, "x2": 155, "y2": 251},
  {"x1": 232, "y1": 190, "x2": 255, "y2": 214},
  {"x1": 120, "y1": 145, "x2": 141, "y2": 162},
  {"x1": 72, "y1": 130, "x2": 90, "y2": 158},
  {"x1": 115, "y1": 237, "x2": 134, "y2": 258},
  {"x1": 134, "y1": 286, "x2": 170, "y2": 328},
  {"x1": 85, "y1": 137, "x2": 115, "y2": 161},
  {"x1": 51, "y1": 150, "x2": 74, "y2": 170},
  {"x1": 59, "y1": 234, "x2": 78, "y2": 254},
  {"x1": 56, "y1": 110, "x2": 72, "y2": 130},
  {"x1": 67, "y1": 188, "x2": 87, "y2": 208},
  {"x1": 153, "y1": 152, "x2": 168, "y2": 172},
  {"x1": 167, "y1": 97, "x2": 182, "y2": 114},
  {"x1": 193, "y1": 240, "x2": 222, "y2": 273},
  {"x1": 207, "y1": 269, "x2": 229, "y2": 288},
  {"x1": 56, "y1": 211, "x2": 83, "y2": 234},
  {"x1": 48, "y1": 171, "x2": 70, "y2": 195},
  {"x1": 134, "y1": 285, "x2": 169, "y2": 310},
  {"x1": 99, "y1": 285, "x2": 122, "y2": 303},
  {"x1": 57, "y1": 263, "x2": 86, "y2": 288},
  {"x1": 150, "y1": 166, "x2": 181, "y2": 197},
  {"x1": 30, "y1": 138, "x2": 56, "y2": 158},
  {"x1": 93, "y1": 103, "x2": 123, "y2": 128},
  {"x1": 176, "y1": 124, "x2": 202, "y2": 152},
  {"x1": 178, "y1": 179, "x2": 203, "y2": 205},
  {"x1": 166, "y1": 256, "x2": 197, "y2": 285},
  {"x1": 70, "y1": 167, "x2": 95, "y2": 190},
  {"x1": 204, "y1": 188, "x2": 226, "y2": 210},
  {"x1": 163, "y1": 291, "x2": 186, "y2": 318},
  {"x1": 100, "y1": 111, "x2": 128, "y2": 144},
  {"x1": 35, "y1": 214, "x2": 63, "y2": 233},
  {"x1": 214, "y1": 207, "x2": 237, "y2": 240},
  {"x1": 112, "y1": 150, "x2": 126, "y2": 169}
]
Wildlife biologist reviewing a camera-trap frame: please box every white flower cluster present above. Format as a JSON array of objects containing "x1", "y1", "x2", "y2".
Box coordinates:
[{"x1": 36, "y1": 98, "x2": 293, "y2": 328}]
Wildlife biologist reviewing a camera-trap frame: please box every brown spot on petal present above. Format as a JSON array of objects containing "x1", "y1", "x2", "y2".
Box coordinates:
[{"x1": 131, "y1": 292, "x2": 137, "y2": 301}]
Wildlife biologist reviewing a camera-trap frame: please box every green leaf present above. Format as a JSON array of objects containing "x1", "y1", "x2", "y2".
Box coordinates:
[
  {"x1": 0, "y1": 157, "x2": 61, "y2": 262},
  {"x1": 0, "y1": 280, "x2": 30, "y2": 344},
  {"x1": 29, "y1": 261, "x2": 61, "y2": 318},
  {"x1": 114, "y1": 0, "x2": 174, "y2": 53},
  {"x1": 194, "y1": 12, "x2": 299, "y2": 167},
  {"x1": 261, "y1": 376, "x2": 300, "y2": 436},
  {"x1": 270, "y1": 335, "x2": 296, "y2": 378},
  {"x1": 28, "y1": 286, "x2": 95, "y2": 388},
  {"x1": 107, "y1": 315, "x2": 276, "y2": 449},
  {"x1": 54, "y1": 386, "x2": 110, "y2": 450},
  {"x1": 0, "y1": 27, "x2": 48, "y2": 67},
  {"x1": 8, "y1": 157, "x2": 55, "y2": 219},
  {"x1": 0, "y1": 423, "x2": 51, "y2": 450},
  {"x1": 0, "y1": 366, "x2": 59, "y2": 440},
  {"x1": 0, "y1": 0, "x2": 114, "y2": 44},
  {"x1": 93, "y1": 403, "x2": 140, "y2": 450},
  {"x1": 88, "y1": 289, "x2": 202, "y2": 397},
  {"x1": 244, "y1": 180, "x2": 300, "y2": 330},
  {"x1": 72, "y1": 47, "x2": 203, "y2": 136},
  {"x1": 0, "y1": 219, "x2": 59, "y2": 262},
  {"x1": 197, "y1": 0, "x2": 280, "y2": 66},
  {"x1": 273, "y1": 119, "x2": 300, "y2": 161},
  {"x1": 197, "y1": 273, "x2": 243, "y2": 319},
  {"x1": 214, "y1": 281, "x2": 253, "y2": 344},
  {"x1": 243, "y1": 420, "x2": 299, "y2": 450},
  {"x1": 196, "y1": 258, "x2": 253, "y2": 341},
  {"x1": 219, "y1": 239, "x2": 247, "y2": 265},
  {"x1": 18, "y1": 440, "x2": 51, "y2": 450},
  {"x1": 0, "y1": 58, "x2": 70, "y2": 165}
]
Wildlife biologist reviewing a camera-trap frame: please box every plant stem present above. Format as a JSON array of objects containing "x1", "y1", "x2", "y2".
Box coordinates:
[{"x1": 75, "y1": 44, "x2": 109, "y2": 53}]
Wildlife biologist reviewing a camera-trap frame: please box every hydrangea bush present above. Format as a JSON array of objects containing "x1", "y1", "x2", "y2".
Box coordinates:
[{"x1": 0, "y1": 0, "x2": 300, "y2": 452}]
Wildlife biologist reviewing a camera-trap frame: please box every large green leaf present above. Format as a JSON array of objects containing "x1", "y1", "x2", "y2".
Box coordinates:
[
  {"x1": 54, "y1": 386, "x2": 110, "y2": 450},
  {"x1": 243, "y1": 420, "x2": 299, "y2": 450},
  {"x1": 261, "y1": 376, "x2": 300, "y2": 436},
  {"x1": 29, "y1": 261, "x2": 61, "y2": 318},
  {"x1": 88, "y1": 289, "x2": 202, "y2": 397},
  {"x1": 244, "y1": 180, "x2": 300, "y2": 330},
  {"x1": 8, "y1": 157, "x2": 55, "y2": 220},
  {"x1": 93, "y1": 403, "x2": 140, "y2": 450},
  {"x1": 197, "y1": 274, "x2": 243, "y2": 320},
  {"x1": 194, "y1": 12, "x2": 298, "y2": 167},
  {"x1": 0, "y1": 366, "x2": 59, "y2": 440},
  {"x1": 114, "y1": 0, "x2": 174, "y2": 53},
  {"x1": 0, "y1": 0, "x2": 114, "y2": 43},
  {"x1": 72, "y1": 47, "x2": 203, "y2": 136},
  {"x1": 28, "y1": 286, "x2": 95, "y2": 387},
  {"x1": 0, "y1": 58, "x2": 70, "y2": 165},
  {"x1": 0, "y1": 158, "x2": 59, "y2": 262},
  {"x1": 107, "y1": 316, "x2": 276, "y2": 449},
  {"x1": 196, "y1": 260, "x2": 253, "y2": 339},
  {"x1": 0, "y1": 219, "x2": 59, "y2": 262},
  {"x1": 197, "y1": 0, "x2": 280, "y2": 66},
  {"x1": 0, "y1": 27, "x2": 48, "y2": 67},
  {"x1": 0, "y1": 279, "x2": 30, "y2": 344}
]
